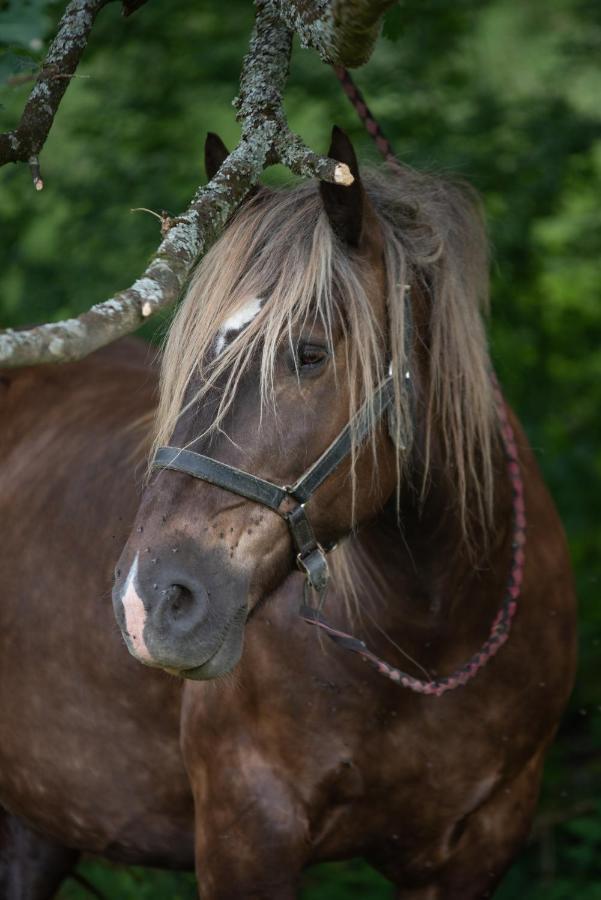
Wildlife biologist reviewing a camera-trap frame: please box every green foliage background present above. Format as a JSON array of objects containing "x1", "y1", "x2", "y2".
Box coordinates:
[{"x1": 1, "y1": 0, "x2": 600, "y2": 896}]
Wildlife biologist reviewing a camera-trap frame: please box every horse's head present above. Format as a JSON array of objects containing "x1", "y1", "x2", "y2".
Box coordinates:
[{"x1": 112, "y1": 127, "x2": 492, "y2": 679}]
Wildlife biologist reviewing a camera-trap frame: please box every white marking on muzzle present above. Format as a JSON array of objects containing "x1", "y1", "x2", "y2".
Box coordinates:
[
  {"x1": 214, "y1": 296, "x2": 264, "y2": 356},
  {"x1": 121, "y1": 552, "x2": 153, "y2": 663}
]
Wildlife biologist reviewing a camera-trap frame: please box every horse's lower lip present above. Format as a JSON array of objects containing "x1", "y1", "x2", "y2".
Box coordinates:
[
  {"x1": 179, "y1": 662, "x2": 217, "y2": 679},
  {"x1": 168, "y1": 652, "x2": 223, "y2": 680},
  {"x1": 166, "y1": 606, "x2": 247, "y2": 680}
]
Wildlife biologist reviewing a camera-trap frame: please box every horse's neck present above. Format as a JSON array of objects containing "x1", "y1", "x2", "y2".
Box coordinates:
[{"x1": 343, "y1": 463, "x2": 514, "y2": 668}]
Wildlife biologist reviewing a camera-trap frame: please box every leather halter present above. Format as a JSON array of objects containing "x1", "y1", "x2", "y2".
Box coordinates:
[{"x1": 153, "y1": 373, "x2": 400, "y2": 608}]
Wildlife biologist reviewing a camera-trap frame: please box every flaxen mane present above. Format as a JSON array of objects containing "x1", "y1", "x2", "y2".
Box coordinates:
[{"x1": 154, "y1": 163, "x2": 494, "y2": 540}]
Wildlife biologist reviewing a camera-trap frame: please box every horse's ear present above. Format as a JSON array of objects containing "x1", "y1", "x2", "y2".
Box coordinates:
[
  {"x1": 205, "y1": 132, "x2": 229, "y2": 181},
  {"x1": 205, "y1": 131, "x2": 271, "y2": 209},
  {"x1": 319, "y1": 126, "x2": 364, "y2": 247}
]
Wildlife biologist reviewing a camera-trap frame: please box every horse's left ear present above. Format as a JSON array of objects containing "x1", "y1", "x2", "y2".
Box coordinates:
[
  {"x1": 205, "y1": 131, "x2": 272, "y2": 210},
  {"x1": 320, "y1": 126, "x2": 364, "y2": 247},
  {"x1": 205, "y1": 132, "x2": 229, "y2": 181}
]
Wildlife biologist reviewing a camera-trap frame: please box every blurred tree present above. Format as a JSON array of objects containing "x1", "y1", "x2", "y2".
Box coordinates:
[{"x1": 1, "y1": 0, "x2": 599, "y2": 896}]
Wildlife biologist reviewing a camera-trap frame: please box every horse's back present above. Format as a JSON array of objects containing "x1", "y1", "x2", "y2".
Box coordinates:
[
  {"x1": 0, "y1": 339, "x2": 194, "y2": 866},
  {"x1": 0, "y1": 337, "x2": 154, "y2": 444},
  {"x1": 0, "y1": 337, "x2": 152, "y2": 525}
]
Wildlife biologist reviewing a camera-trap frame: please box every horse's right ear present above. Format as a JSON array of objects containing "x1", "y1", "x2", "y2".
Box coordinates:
[
  {"x1": 320, "y1": 126, "x2": 364, "y2": 247},
  {"x1": 205, "y1": 132, "x2": 229, "y2": 181}
]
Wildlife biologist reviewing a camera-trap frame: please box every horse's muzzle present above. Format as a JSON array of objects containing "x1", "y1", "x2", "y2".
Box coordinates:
[{"x1": 112, "y1": 547, "x2": 247, "y2": 678}]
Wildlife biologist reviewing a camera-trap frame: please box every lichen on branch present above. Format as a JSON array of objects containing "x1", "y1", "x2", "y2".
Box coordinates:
[
  {"x1": 0, "y1": 0, "x2": 393, "y2": 367},
  {"x1": 275, "y1": 0, "x2": 397, "y2": 67},
  {"x1": 0, "y1": 0, "x2": 111, "y2": 180}
]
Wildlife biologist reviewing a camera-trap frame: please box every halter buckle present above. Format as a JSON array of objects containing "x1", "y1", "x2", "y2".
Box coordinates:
[
  {"x1": 284, "y1": 503, "x2": 330, "y2": 606},
  {"x1": 296, "y1": 545, "x2": 329, "y2": 596}
]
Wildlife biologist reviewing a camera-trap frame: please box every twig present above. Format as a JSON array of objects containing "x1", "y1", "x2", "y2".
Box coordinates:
[
  {"x1": 7, "y1": 72, "x2": 91, "y2": 87},
  {"x1": 130, "y1": 207, "x2": 178, "y2": 237},
  {"x1": 28, "y1": 155, "x2": 44, "y2": 191}
]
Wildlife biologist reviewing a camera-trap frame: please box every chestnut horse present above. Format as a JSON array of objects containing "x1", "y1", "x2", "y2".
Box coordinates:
[{"x1": 0, "y1": 129, "x2": 576, "y2": 899}]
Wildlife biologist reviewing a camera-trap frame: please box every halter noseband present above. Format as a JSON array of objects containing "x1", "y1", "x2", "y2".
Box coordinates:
[{"x1": 153, "y1": 372, "x2": 400, "y2": 609}]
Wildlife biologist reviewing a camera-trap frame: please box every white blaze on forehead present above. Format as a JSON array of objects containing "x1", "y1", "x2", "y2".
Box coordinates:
[
  {"x1": 214, "y1": 296, "x2": 264, "y2": 355},
  {"x1": 120, "y1": 553, "x2": 153, "y2": 663}
]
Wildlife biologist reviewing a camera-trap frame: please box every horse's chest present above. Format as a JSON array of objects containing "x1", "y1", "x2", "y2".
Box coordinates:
[
  {"x1": 306, "y1": 715, "x2": 501, "y2": 856},
  {"x1": 188, "y1": 681, "x2": 503, "y2": 870}
]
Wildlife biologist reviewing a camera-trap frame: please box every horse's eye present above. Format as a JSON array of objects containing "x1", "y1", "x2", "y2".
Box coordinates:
[{"x1": 297, "y1": 343, "x2": 328, "y2": 371}]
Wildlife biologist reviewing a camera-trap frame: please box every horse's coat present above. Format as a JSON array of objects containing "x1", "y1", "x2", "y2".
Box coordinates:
[{"x1": 0, "y1": 131, "x2": 577, "y2": 899}]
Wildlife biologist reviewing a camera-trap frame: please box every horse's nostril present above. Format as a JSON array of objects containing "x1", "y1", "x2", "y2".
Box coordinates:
[{"x1": 164, "y1": 584, "x2": 194, "y2": 619}]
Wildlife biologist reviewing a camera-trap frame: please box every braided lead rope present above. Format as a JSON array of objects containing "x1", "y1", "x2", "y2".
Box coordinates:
[
  {"x1": 301, "y1": 374, "x2": 524, "y2": 694},
  {"x1": 299, "y1": 71, "x2": 526, "y2": 693},
  {"x1": 332, "y1": 65, "x2": 400, "y2": 166}
]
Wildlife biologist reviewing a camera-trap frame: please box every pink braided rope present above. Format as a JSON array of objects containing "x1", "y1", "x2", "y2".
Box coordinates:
[
  {"x1": 302, "y1": 382, "x2": 524, "y2": 694},
  {"x1": 332, "y1": 65, "x2": 400, "y2": 167},
  {"x1": 301, "y1": 71, "x2": 526, "y2": 694}
]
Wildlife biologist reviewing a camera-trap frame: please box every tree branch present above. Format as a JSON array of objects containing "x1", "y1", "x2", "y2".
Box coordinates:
[
  {"x1": 276, "y1": 0, "x2": 397, "y2": 67},
  {"x1": 1, "y1": 0, "x2": 392, "y2": 366},
  {"x1": 0, "y1": 0, "x2": 110, "y2": 186},
  {"x1": 0, "y1": 0, "x2": 354, "y2": 367}
]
